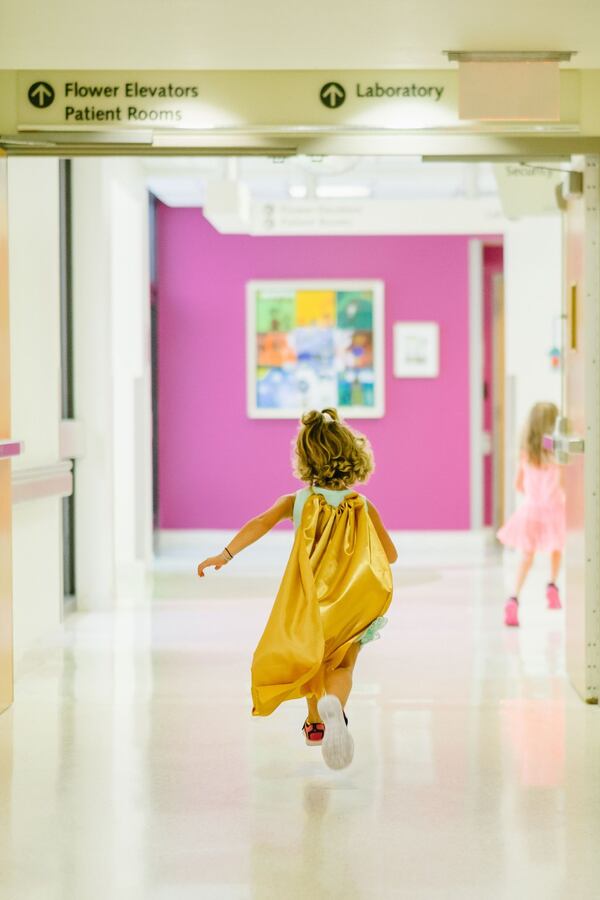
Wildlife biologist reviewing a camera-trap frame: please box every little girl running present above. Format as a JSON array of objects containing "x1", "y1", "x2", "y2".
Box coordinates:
[
  {"x1": 197, "y1": 408, "x2": 397, "y2": 770},
  {"x1": 497, "y1": 402, "x2": 565, "y2": 627}
]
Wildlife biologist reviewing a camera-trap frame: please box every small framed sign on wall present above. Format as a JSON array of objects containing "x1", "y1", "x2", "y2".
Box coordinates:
[
  {"x1": 247, "y1": 279, "x2": 385, "y2": 418},
  {"x1": 393, "y1": 322, "x2": 440, "y2": 378}
]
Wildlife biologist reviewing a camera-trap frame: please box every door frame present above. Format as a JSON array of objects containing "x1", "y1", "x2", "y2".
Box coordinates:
[
  {"x1": 469, "y1": 239, "x2": 506, "y2": 533},
  {"x1": 491, "y1": 269, "x2": 506, "y2": 532},
  {"x1": 581, "y1": 157, "x2": 600, "y2": 702},
  {"x1": 564, "y1": 156, "x2": 600, "y2": 702},
  {"x1": 468, "y1": 239, "x2": 485, "y2": 530},
  {"x1": 1, "y1": 135, "x2": 600, "y2": 710},
  {"x1": 0, "y1": 153, "x2": 14, "y2": 714},
  {"x1": 59, "y1": 158, "x2": 76, "y2": 610}
]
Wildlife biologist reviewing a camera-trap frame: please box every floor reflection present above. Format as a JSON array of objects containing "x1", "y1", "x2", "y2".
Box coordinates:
[{"x1": 1, "y1": 554, "x2": 599, "y2": 899}]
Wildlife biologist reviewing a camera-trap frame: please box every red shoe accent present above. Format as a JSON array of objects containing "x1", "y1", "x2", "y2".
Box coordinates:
[{"x1": 303, "y1": 721, "x2": 325, "y2": 745}]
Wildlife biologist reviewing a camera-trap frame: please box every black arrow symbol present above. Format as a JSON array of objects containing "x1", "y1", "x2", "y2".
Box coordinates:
[
  {"x1": 320, "y1": 82, "x2": 346, "y2": 109},
  {"x1": 28, "y1": 82, "x2": 55, "y2": 109}
]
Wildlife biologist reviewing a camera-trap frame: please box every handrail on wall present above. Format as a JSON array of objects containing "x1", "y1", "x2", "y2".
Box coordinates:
[
  {"x1": 0, "y1": 439, "x2": 24, "y2": 459},
  {"x1": 11, "y1": 461, "x2": 73, "y2": 504}
]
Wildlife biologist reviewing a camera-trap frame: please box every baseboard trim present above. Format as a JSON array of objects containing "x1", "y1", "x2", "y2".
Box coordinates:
[{"x1": 154, "y1": 528, "x2": 496, "y2": 572}]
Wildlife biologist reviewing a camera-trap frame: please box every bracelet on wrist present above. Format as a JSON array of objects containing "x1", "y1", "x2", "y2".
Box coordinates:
[{"x1": 223, "y1": 547, "x2": 233, "y2": 561}]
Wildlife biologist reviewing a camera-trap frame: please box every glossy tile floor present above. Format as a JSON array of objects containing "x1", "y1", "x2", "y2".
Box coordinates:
[{"x1": 1, "y1": 546, "x2": 600, "y2": 900}]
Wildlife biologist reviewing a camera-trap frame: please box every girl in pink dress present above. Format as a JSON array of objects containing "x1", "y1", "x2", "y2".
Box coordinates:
[{"x1": 497, "y1": 402, "x2": 565, "y2": 627}]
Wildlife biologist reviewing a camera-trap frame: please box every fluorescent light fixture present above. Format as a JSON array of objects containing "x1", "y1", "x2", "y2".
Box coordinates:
[
  {"x1": 316, "y1": 185, "x2": 371, "y2": 199},
  {"x1": 445, "y1": 50, "x2": 576, "y2": 63},
  {"x1": 289, "y1": 184, "x2": 308, "y2": 199}
]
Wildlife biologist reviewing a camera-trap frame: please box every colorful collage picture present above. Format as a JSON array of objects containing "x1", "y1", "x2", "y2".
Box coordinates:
[{"x1": 249, "y1": 282, "x2": 383, "y2": 417}]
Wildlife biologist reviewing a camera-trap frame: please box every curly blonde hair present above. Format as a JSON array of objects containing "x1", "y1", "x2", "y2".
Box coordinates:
[
  {"x1": 293, "y1": 408, "x2": 374, "y2": 489},
  {"x1": 521, "y1": 401, "x2": 559, "y2": 466}
]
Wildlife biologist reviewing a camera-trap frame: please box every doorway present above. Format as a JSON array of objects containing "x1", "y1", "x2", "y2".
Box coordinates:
[
  {"x1": 0, "y1": 154, "x2": 14, "y2": 714},
  {"x1": 1, "y1": 147, "x2": 599, "y2": 707}
]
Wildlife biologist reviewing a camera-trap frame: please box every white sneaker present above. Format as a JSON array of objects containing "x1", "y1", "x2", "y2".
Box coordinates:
[{"x1": 317, "y1": 694, "x2": 354, "y2": 770}]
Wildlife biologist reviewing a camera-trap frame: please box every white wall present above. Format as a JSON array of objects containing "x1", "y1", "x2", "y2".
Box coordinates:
[
  {"x1": 7, "y1": 156, "x2": 153, "y2": 666},
  {"x1": 504, "y1": 215, "x2": 563, "y2": 512},
  {"x1": 73, "y1": 159, "x2": 153, "y2": 608},
  {"x1": 8, "y1": 158, "x2": 63, "y2": 659},
  {"x1": 1, "y1": 0, "x2": 600, "y2": 71}
]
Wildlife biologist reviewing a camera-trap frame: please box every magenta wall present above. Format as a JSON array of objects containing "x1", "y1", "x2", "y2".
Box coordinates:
[{"x1": 157, "y1": 206, "x2": 476, "y2": 530}]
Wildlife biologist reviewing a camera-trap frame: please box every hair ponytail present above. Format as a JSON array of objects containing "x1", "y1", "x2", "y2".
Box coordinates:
[
  {"x1": 301, "y1": 408, "x2": 340, "y2": 428},
  {"x1": 294, "y1": 408, "x2": 374, "y2": 488}
]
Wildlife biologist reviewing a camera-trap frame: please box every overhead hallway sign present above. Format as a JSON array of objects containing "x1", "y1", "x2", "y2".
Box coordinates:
[
  {"x1": 13, "y1": 69, "x2": 580, "y2": 133},
  {"x1": 23, "y1": 75, "x2": 202, "y2": 125},
  {"x1": 16, "y1": 70, "x2": 458, "y2": 131}
]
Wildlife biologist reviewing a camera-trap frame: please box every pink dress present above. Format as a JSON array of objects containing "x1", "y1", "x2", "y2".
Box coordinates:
[{"x1": 497, "y1": 458, "x2": 565, "y2": 553}]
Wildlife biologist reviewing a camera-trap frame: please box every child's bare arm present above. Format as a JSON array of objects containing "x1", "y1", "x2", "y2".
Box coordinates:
[
  {"x1": 368, "y1": 503, "x2": 398, "y2": 563},
  {"x1": 197, "y1": 494, "x2": 295, "y2": 576},
  {"x1": 515, "y1": 460, "x2": 525, "y2": 493}
]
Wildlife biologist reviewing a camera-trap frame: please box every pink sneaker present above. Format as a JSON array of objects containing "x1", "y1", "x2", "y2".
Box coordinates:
[
  {"x1": 547, "y1": 583, "x2": 562, "y2": 610},
  {"x1": 504, "y1": 598, "x2": 519, "y2": 627}
]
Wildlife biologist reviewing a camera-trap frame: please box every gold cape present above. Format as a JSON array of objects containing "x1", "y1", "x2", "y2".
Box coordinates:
[{"x1": 251, "y1": 491, "x2": 393, "y2": 717}]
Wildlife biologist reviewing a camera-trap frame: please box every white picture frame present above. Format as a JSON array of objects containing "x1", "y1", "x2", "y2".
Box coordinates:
[
  {"x1": 393, "y1": 322, "x2": 440, "y2": 378},
  {"x1": 247, "y1": 279, "x2": 385, "y2": 419}
]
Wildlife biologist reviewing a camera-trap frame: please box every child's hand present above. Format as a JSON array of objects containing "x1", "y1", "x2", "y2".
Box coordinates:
[{"x1": 197, "y1": 553, "x2": 229, "y2": 577}]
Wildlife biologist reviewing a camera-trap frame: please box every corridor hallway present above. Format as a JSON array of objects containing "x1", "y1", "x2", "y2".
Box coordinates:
[{"x1": 1, "y1": 545, "x2": 599, "y2": 900}]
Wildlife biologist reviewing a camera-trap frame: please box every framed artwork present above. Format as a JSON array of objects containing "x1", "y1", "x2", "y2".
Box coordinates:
[
  {"x1": 247, "y1": 280, "x2": 385, "y2": 418},
  {"x1": 393, "y1": 322, "x2": 440, "y2": 378}
]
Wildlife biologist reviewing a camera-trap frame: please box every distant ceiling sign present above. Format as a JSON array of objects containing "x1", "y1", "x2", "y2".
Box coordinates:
[{"x1": 493, "y1": 162, "x2": 565, "y2": 217}]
